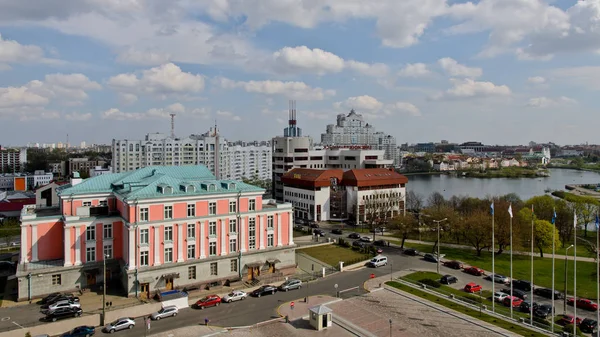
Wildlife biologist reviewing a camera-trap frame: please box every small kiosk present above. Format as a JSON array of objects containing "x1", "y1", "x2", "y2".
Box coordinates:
[{"x1": 309, "y1": 304, "x2": 333, "y2": 331}]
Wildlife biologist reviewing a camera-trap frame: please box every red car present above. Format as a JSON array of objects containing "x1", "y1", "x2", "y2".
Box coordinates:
[
  {"x1": 502, "y1": 296, "x2": 523, "y2": 308},
  {"x1": 558, "y1": 314, "x2": 583, "y2": 326},
  {"x1": 195, "y1": 295, "x2": 221, "y2": 309},
  {"x1": 464, "y1": 282, "x2": 482, "y2": 293},
  {"x1": 567, "y1": 298, "x2": 599, "y2": 311},
  {"x1": 464, "y1": 266, "x2": 484, "y2": 276}
]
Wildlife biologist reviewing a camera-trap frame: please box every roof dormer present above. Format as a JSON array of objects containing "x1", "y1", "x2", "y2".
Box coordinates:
[
  {"x1": 157, "y1": 184, "x2": 173, "y2": 194},
  {"x1": 180, "y1": 183, "x2": 196, "y2": 193}
]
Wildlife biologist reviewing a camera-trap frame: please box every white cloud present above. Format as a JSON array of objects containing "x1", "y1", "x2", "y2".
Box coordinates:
[
  {"x1": 433, "y1": 78, "x2": 511, "y2": 100},
  {"x1": 527, "y1": 76, "x2": 546, "y2": 84},
  {"x1": 384, "y1": 102, "x2": 421, "y2": 116},
  {"x1": 336, "y1": 95, "x2": 383, "y2": 111},
  {"x1": 345, "y1": 61, "x2": 389, "y2": 78},
  {"x1": 335, "y1": 96, "x2": 420, "y2": 119},
  {"x1": 216, "y1": 77, "x2": 335, "y2": 100},
  {"x1": 118, "y1": 93, "x2": 138, "y2": 105},
  {"x1": 0, "y1": 33, "x2": 62, "y2": 68},
  {"x1": 64, "y1": 112, "x2": 92, "y2": 121},
  {"x1": 548, "y1": 66, "x2": 600, "y2": 90},
  {"x1": 102, "y1": 108, "x2": 144, "y2": 121},
  {"x1": 526, "y1": 96, "x2": 577, "y2": 108},
  {"x1": 108, "y1": 63, "x2": 205, "y2": 99},
  {"x1": 216, "y1": 110, "x2": 242, "y2": 121},
  {"x1": 398, "y1": 63, "x2": 431, "y2": 78},
  {"x1": 437, "y1": 58, "x2": 482, "y2": 78},
  {"x1": 116, "y1": 47, "x2": 171, "y2": 66},
  {"x1": 102, "y1": 103, "x2": 211, "y2": 121},
  {"x1": 0, "y1": 85, "x2": 49, "y2": 108}
]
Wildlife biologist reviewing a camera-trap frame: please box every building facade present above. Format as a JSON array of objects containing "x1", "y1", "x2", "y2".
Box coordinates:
[
  {"x1": 0, "y1": 147, "x2": 27, "y2": 173},
  {"x1": 228, "y1": 142, "x2": 272, "y2": 181},
  {"x1": 90, "y1": 166, "x2": 112, "y2": 177},
  {"x1": 69, "y1": 158, "x2": 107, "y2": 177},
  {"x1": 17, "y1": 166, "x2": 295, "y2": 301},
  {"x1": 0, "y1": 171, "x2": 53, "y2": 191},
  {"x1": 281, "y1": 168, "x2": 407, "y2": 222}
]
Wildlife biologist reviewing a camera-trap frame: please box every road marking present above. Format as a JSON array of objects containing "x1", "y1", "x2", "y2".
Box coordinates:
[
  {"x1": 12, "y1": 321, "x2": 24, "y2": 329},
  {"x1": 0, "y1": 317, "x2": 9, "y2": 321}
]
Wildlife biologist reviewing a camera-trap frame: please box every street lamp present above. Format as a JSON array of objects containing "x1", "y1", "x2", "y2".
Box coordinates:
[
  {"x1": 389, "y1": 318, "x2": 392, "y2": 337},
  {"x1": 102, "y1": 253, "x2": 109, "y2": 325},
  {"x1": 564, "y1": 244, "x2": 574, "y2": 314},
  {"x1": 432, "y1": 218, "x2": 448, "y2": 275}
]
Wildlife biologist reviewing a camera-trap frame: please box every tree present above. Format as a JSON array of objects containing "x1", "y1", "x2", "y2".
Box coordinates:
[
  {"x1": 0, "y1": 218, "x2": 21, "y2": 246},
  {"x1": 406, "y1": 190, "x2": 424, "y2": 213},
  {"x1": 533, "y1": 220, "x2": 561, "y2": 258},
  {"x1": 427, "y1": 192, "x2": 446, "y2": 211},
  {"x1": 492, "y1": 199, "x2": 524, "y2": 255},
  {"x1": 390, "y1": 213, "x2": 419, "y2": 248},
  {"x1": 555, "y1": 199, "x2": 576, "y2": 248},
  {"x1": 574, "y1": 198, "x2": 598, "y2": 237},
  {"x1": 461, "y1": 210, "x2": 492, "y2": 256},
  {"x1": 524, "y1": 195, "x2": 555, "y2": 221}
]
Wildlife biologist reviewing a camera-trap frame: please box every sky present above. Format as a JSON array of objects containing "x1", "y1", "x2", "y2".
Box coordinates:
[{"x1": 0, "y1": 0, "x2": 599, "y2": 146}]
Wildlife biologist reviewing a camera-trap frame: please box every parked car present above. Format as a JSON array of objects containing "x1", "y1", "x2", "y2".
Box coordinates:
[
  {"x1": 278, "y1": 279, "x2": 302, "y2": 291},
  {"x1": 519, "y1": 300, "x2": 539, "y2": 313},
  {"x1": 370, "y1": 227, "x2": 386, "y2": 234},
  {"x1": 440, "y1": 275, "x2": 458, "y2": 285},
  {"x1": 360, "y1": 236, "x2": 373, "y2": 242},
  {"x1": 251, "y1": 285, "x2": 277, "y2": 297},
  {"x1": 373, "y1": 240, "x2": 387, "y2": 246},
  {"x1": 485, "y1": 274, "x2": 509, "y2": 284},
  {"x1": 41, "y1": 299, "x2": 81, "y2": 314},
  {"x1": 222, "y1": 290, "x2": 248, "y2": 303},
  {"x1": 309, "y1": 222, "x2": 319, "y2": 228},
  {"x1": 150, "y1": 305, "x2": 178, "y2": 320},
  {"x1": 557, "y1": 314, "x2": 583, "y2": 326},
  {"x1": 512, "y1": 280, "x2": 532, "y2": 292},
  {"x1": 580, "y1": 318, "x2": 598, "y2": 333},
  {"x1": 44, "y1": 307, "x2": 83, "y2": 322},
  {"x1": 39, "y1": 292, "x2": 62, "y2": 305},
  {"x1": 195, "y1": 295, "x2": 222, "y2": 309},
  {"x1": 331, "y1": 229, "x2": 343, "y2": 235},
  {"x1": 464, "y1": 266, "x2": 484, "y2": 276},
  {"x1": 60, "y1": 326, "x2": 95, "y2": 337},
  {"x1": 501, "y1": 288, "x2": 528, "y2": 300},
  {"x1": 493, "y1": 292, "x2": 510, "y2": 303},
  {"x1": 352, "y1": 240, "x2": 366, "y2": 248},
  {"x1": 348, "y1": 233, "x2": 361, "y2": 239},
  {"x1": 313, "y1": 229, "x2": 325, "y2": 237},
  {"x1": 367, "y1": 256, "x2": 388, "y2": 268},
  {"x1": 403, "y1": 248, "x2": 418, "y2": 256},
  {"x1": 567, "y1": 298, "x2": 599, "y2": 311},
  {"x1": 46, "y1": 295, "x2": 79, "y2": 306},
  {"x1": 464, "y1": 282, "x2": 482, "y2": 293},
  {"x1": 442, "y1": 260, "x2": 463, "y2": 270},
  {"x1": 534, "y1": 304, "x2": 554, "y2": 319},
  {"x1": 103, "y1": 317, "x2": 135, "y2": 333},
  {"x1": 423, "y1": 253, "x2": 442, "y2": 263},
  {"x1": 503, "y1": 296, "x2": 523, "y2": 308},
  {"x1": 534, "y1": 287, "x2": 563, "y2": 299}
]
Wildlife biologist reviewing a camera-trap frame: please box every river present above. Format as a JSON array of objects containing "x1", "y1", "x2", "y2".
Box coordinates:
[{"x1": 406, "y1": 168, "x2": 600, "y2": 201}]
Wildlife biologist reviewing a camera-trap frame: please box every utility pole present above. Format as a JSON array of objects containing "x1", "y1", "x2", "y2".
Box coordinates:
[
  {"x1": 237, "y1": 191, "x2": 242, "y2": 279},
  {"x1": 102, "y1": 254, "x2": 107, "y2": 325},
  {"x1": 433, "y1": 218, "x2": 448, "y2": 274},
  {"x1": 564, "y1": 245, "x2": 574, "y2": 313}
]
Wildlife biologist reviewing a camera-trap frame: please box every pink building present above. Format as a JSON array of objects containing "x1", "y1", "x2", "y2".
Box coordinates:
[{"x1": 17, "y1": 166, "x2": 295, "y2": 301}]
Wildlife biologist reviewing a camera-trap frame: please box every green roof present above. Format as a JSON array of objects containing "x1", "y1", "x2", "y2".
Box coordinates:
[{"x1": 58, "y1": 165, "x2": 264, "y2": 200}]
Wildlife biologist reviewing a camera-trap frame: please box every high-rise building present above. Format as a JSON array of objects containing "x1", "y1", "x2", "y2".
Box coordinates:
[
  {"x1": 0, "y1": 147, "x2": 27, "y2": 173},
  {"x1": 111, "y1": 127, "x2": 271, "y2": 181},
  {"x1": 321, "y1": 110, "x2": 399, "y2": 166}
]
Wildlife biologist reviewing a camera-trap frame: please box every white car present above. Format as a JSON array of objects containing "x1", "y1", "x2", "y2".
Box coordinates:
[
  {"x1": 104, "y1": 317, "x2": 135, "y2": 333},
  {"x1": 40, "y1": 300, "x2": 80, "y2": 313},
  {"x1": 150, "y1": 305, "x2": 178, "y2": 320},
  {"x1": 493, "y1": 291, "x2": 510, "y2": 303},
  {"x1": 360, "y1": 236, "x2": 373, "y2": 242},
  {"x1": 222, "y1": 290, "x2": 248, "y2": 303}
]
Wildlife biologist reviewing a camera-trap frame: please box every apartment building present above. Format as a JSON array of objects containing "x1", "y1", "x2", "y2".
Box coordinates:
[
  {"x1": 0, "y1": 171, "x2": 53, "y2": 191},
  {"x1": 0, "y1": 147, "x2": 27, "y2": 173},
  {"x1": 69, "y1": 158, "x2": 107, "y2": 177},
  {"x1": 17, "y1": 165, "x2": 295, "y2": 301},
  {"x1": 228, "y1": 141, "x2": 272, "y2": 181}
]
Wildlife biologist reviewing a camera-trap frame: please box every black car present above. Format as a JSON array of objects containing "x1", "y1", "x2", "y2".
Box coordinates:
[
  {"x1": 313, "y1": 229, "x2": 325, "y2": 236},
  {"x1": 47, "y1": 295, "x2": 80, "y2": 306},
  {"x1": 331, "y1": 229, "x2": 343, "y2": 235},
  {"x1": 403, "y1": 248, "x2": 418, "y2": 256},
  {"x1": 519, "y1": 300, "x2": 539, "y2": 313},
  {"x1": 44, "y1": 307, "x2": 83, "y2": 322},
  {"x1": 440, "y1": 275, "x2": 458, "y2": 285},
  {"x1": 39, "y1": 292, "x2": 62, "y2": 305},
  {"x1": 512, "y1": 280, "x2": 532, "y2": 292},
  {"x1": 501, "y1": 288, "x2": 528, "y2": 300},
  {"x1": 309, "y1": 222, "x2": 319, "y2": 228},
  {"x1": 352, "y1": 240, "x2": 366, "y2": 248},
  {"x1": 533, "y1": 287, "x2": 563, "y2": 299},
  {"x1": 579, "y1": 318, "x2": 598, "y2": 333},
  {"x1": 348, "y1": 233, "x2": 361, "y2": 239},
  {"x1": 534, "y1": 304, "x2": 554, "y2": 319},
  {"x1": 250, "y1": 285, "x2": 277, "y2": 297},
  {"x1": 61, "y1": 325, "x2": 96, "y2": 337},
  {"x1": 373, "y1": 240, "x2": 386, "y2": 246}
]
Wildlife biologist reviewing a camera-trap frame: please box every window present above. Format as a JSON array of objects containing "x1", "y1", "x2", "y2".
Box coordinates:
[
  {"x1": 140, "y1": 208, "x2": 149, "y2": 222},
  {"x1": 140, "y1": 251, "x2": 149, "y2": 266},
  {"x1": 248, "y1": 218, "x2": 256, "y2": 250},
  {"x1": 140, "y1": 229, "x2": 149, "y2": 245},
  {"x1": 209, "y1": 242, "x2": 217, "y2": 256},
  {"x1": 99, "y1": 200, "x2": 108, "y2": 207},
  {"x1": 188, "y1": 266, "x2": 196, "y2": 280},
  {"x1": 209, "y1": 202, "x2": 216, "y2": 215},
  {"x1": 229, "y1": 238, "x2": 237, "y2": 252},
  {"x1": 52, "y1": 274, "x2": 61, "y2": 285},
  {"x1": 103, "y1": 245, "x2": 113, "y2": 259},
  {"x1": 249, "y1": 199, "x2": 256, "y2": 211},
  {"x1": 187, "y1": 204, "x2": 195, "y2": 217},
  {"x1": 229, "y1": 219, "x2": 237, "y2": 233},
  {"x1": 267, "y1": 234, "x2": 274, "y2": 247},
  {"x1": 230, "y1": 259, "x2": 238, "y2": 272},
  {"x1": 83, "y1": 201, "x2": 92, "y2": 207},
  {"x1": 187, "y1": 244, "x2": 195, "y2": 259},
  {"x1": 103, "y1": 224, "x2": 113, "y2": 239},
  {"x1": 164, "y1": 226, "x2": 173, "y2": 242},
  {"x1": 86, "y1": 226, "x2": 95, "y2": 241},
  {"x1": 164, "y1": 206, "x2": 173, "y2": 219},
  {"x1": 187, "y1": 223, "x2": 196, "y2": 239},
  {"x1": 86, "y1": 247, "x2": 96, "y2": 262},
  {"x1": 164, "y1": 247, "x2": 173, "y2": 263},
  {"x1": 210, "y1": 262, "x2": 218, "y2": 276},
  {"x1": 267, "y1": 215, "x2": 274, "y2": 229},
  {"x1": 229, "y1": 201, "x2": 237, "y2": 213},
  {"x1": 209, "y1": 221, "x2": 217, "y2": 236}
]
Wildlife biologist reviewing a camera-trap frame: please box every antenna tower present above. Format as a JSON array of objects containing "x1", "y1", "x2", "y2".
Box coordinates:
[{"x1": 170, "y1": 114, "x2": 176, "y2": 138}]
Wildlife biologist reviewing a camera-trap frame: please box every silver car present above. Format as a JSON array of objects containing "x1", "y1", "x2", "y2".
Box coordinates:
[
  {"x1": 40, "y1": 299, "x2": 81, "y2": 314},
  {"x1": 104, "y1": 317, "x2": 135, "y2": 333},
  {"x1": 222, "y1": 290, "x2": 248, "y2": 303},
  {"x1": 278, "y1": 279, "x2": 302, "y2": 291},
  {"x1": 150, "y1": 305, "x2": 178, "y2": 320},
  {"x1": 487, "y1": 274, "x2": 510, "y2": 284}
]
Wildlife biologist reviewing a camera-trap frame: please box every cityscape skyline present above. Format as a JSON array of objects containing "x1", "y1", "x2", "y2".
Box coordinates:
[{"x1": 2, "y1": 1, "x2": 600, "y2": 145}]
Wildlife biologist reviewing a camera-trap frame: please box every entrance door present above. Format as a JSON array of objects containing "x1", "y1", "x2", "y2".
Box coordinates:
[
  {"x1": 247, "y1": 268, "x2": 253, "y2": 281},
  {"x1": 322, "y1": 315, "x2": 328, "y2": 329},
  {"x1": 86, "y1": 273, "x2": 96, "y2": 286},
  {"x1": 165, "y1": 277, "x2": 174, "y2": 290},
  {"x1": 140, "y1": 283, "x2": 149, "y2": 299},
  {"x1": 268, "y1": 263, "x2": 275, "y2": 273}
]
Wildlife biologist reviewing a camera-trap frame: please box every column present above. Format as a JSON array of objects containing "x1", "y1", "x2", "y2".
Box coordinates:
[
  {"x1": 20, "y1": 225, "x2": 29, "y2": 264},
  {"x1": 276, "y1": 213, "x2": 282, "y2": 247},
  {"x1": 200, "y1": 221, "x2": 206, "y2": 258},
  {"x1": 74, "y1": 226, "x2": 82, "y2": 266},
  {"x1": 220, "y1": 220, "x2": 227, "y2": 256},
  {"x1": 288, "y1": 211, "x2": 294, "y2": 245},
  {"x1": 128, "y1": 227, "x2": 136, "y2": 270},
  {"x1": 31, "y1": 225, "x2": 38, "y2": 262},
  {"x1": 154, "y1": 226, "x2": 161, "y2": 266},
  {"x1": 259, "y1": 215, "x2": 265, "y2": 249},
  {"x1": 177, "y1": 224, "x2": 184, "y2": 262},
  {"x1": 64, "y1": 227, "x2": 71, "y2": 267},
  {"x1": 240, "y1": 217, "x2": 246, "y2": 253}
]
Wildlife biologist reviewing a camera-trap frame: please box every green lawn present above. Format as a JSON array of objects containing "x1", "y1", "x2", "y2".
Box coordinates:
[
  {"x1": 300, "y1": 245, "x2": 371, "y2": 266},
  {"x1": 403, "y1": 242, "x2": 599, "y2": 298},
  {"x1": 386, "y1": 281, "x2": 547, "y2": 337}
]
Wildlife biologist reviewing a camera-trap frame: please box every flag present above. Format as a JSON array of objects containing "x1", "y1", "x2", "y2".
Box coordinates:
[
  {"x1": 508, "y1": 204, "x2": 513, "y2": 218},
  {"x1": 490, "y1": 202, "x2": 495, "y2": 215},
  {"x1": 551, "y1": 208, "x2": 557, "y2": 225},
  {"x1": 595, "y1": 214, "x2": 599, "y2": 229},
  {"x1": 574, "y1": 212, "x2": 578, "y2": 228}
]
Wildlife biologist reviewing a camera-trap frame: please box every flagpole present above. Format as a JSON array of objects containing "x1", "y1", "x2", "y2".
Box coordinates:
[
  {"x1": 509, "y1": 204, "x2": 513, "y2": 320},
  {"x1": 574, "y1": 211, "x2": 577, "y2": 337},
  {"x1": 596, "y1": 212, "x2": 599, "y2": 334},
  {"x1": 551, "y1": 208, "x2": 555, "y2": 335},
  {"x1": 530, "y1": 205, "x2": 534, "y2": 326},
  {"x1": 491, "y1": 202, "x2": 495, "y2": 314}
]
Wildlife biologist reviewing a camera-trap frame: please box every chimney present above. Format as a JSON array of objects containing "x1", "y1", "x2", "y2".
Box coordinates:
[{"x1": 70, "y1": 172, "x2": 83, "y2": 186}]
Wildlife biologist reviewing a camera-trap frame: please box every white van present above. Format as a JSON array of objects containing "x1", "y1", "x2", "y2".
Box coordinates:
[{"x1": 368, "y1": 256, "x2": 388, "y2": 268}]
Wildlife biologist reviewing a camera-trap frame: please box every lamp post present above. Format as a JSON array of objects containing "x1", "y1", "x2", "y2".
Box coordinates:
[
  {"x1": 102, "y1": 253, "x2": 108, "y2": 325},
  {"x1": 237, "y1": 191, "x2": 242, "y2": 280},
  {"x1": 389, "y1": 318, "x2": 392, "y2": 336},
  {"x1": 432, "y1": 218, "x2": 448, "y2": 275},
  {"x1": 564, "y1": 244, "x2": 574, "y2": 314}
]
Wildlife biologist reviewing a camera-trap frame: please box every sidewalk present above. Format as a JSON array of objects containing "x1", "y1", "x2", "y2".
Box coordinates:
[
  {"x1": 148, "y1": 325, "x2": 226, "y2": 337},
  {"x1": 277, "y1": 295, "x2": 341, "y2": 321}
]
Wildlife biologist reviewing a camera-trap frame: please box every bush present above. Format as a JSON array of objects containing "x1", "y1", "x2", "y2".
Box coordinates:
[
  {"x1": 563, "y1": 324, "x2": 583, "y2": 336},
  {"x1": 419, "y1": 279, "x2": 442, "y2": 288}
]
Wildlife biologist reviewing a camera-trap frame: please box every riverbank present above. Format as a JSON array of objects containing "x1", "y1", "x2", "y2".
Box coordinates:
[
  {"x1": 548, "y1": 164, "x2": 600, "y2": 173},
  {"x1": 462, "y1": 167, "x2": 548, "y2": 178},
  {"x1": 401, "y1": 171, "x2": 442, "y2": 176}
]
